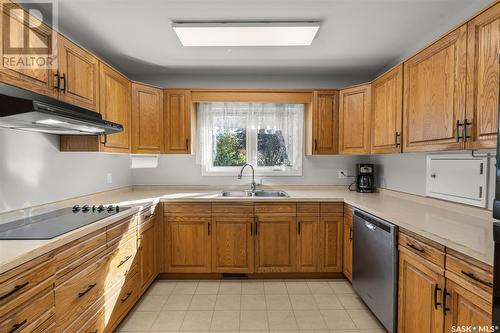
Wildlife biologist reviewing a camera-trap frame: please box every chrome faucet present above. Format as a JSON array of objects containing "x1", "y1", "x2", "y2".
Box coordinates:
[{"x1": 238, "y1": 163, "x2": 257, "y2": 193}]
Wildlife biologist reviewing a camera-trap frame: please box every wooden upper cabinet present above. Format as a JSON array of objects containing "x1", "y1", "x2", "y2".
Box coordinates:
[
  {"x1": 57, "y1": 34, "x2": 99, "y2": 111},
  {"x1": 99, "y1": 63, "x2": 131, "y2": 153},
  {"x1": 466, "y1": 2, "x2": 500, "y2": 149},
  {"x1": 0, "y1": 2, "x2": 56, "y2": 97},
  {"x1": 371, "y1": 65, "x2": 403, "y2": 154},
  {"x1": 403, "y1": 25, "x2": 467, "y2": 152},
  {"x1": 164, "y1": 89, "x2": 191, "y2": 154},
  {"x1": 312, "y1": 90, "x2": 339, "y2": 154},
  {"x1": 339, "y1": 83, "x2": 371, "y2": 154},
  {"x1": 398, "y1": 249, "x2": 445, "y2": 333},
  {"x1": 131, "y1": 82, "x2": 163, "y2": 154}
]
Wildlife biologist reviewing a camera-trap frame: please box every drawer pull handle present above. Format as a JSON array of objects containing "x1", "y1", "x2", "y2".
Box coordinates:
[
  {"x1": 78, "y1": 283, "x2": 97, "y2": 298},
  {"x1": 121, "y1": 291, "x2": 132, "y2": 303},
  {"x1": 0, "y1": 281, "x2": 29, "y2": 301},
  {"x1": 145, "y1": 214, "x2": 153, "y2": 219},
  {"x1": 9, "y1": 319, "x2": 27, "y2": 333},
  {"x1": 118, "y1": 255, "x2": 132, "y2": 268},
  {"x1": 406, "y1": 242, "x2": 425, "y2": 253},
  {"x1": 461, "y1": 270, "x2": 493, "y2": 288},
  {"x1": 90, "y1": 331, "x2": 98, "y2": 333},
  {"x1": 433, "y1": 284, "x2": 442, "y2": 309}
]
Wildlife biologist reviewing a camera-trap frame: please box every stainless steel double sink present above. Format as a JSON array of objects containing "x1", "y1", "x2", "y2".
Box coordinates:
[{"x1": 219, "y1": 190, "x2": 289, "y2": 198}]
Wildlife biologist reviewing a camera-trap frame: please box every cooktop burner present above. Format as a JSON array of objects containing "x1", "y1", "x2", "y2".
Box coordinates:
[{"x1": 0, "y1": 205, "x2": 131, "y2": 240}]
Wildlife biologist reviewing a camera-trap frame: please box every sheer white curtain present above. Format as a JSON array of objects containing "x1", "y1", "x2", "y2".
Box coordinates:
[{"x1": 196, "y1": 102, "x2": 304, "y2": 175}]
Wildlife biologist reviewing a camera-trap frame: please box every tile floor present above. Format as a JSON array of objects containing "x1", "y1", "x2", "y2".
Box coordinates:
[{"x1": 115, "y1": 279, "x2": 388, "y2": 333}]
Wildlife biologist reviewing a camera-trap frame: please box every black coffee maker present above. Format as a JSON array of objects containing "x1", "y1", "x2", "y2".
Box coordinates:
[{"x1": 356, "y1": 163, "x2": 374, "y2": 193}]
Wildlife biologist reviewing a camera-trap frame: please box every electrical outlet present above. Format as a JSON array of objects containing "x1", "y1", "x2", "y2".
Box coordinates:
[
  {"x1": 106, "y1": 173, "x2": 113, "y2": 184},
  {"x1": 338, "y1": 170, "x2": 348, "y2": 178}
]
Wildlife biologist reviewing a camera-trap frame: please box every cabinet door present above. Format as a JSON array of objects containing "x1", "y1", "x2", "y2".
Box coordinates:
[
  {"x1": 140, "y1": 222, "x2": 156, "y2": 290},
  {"x1": 0, "y1": 2, "x2": 55, "y2": 96},
  {"x1": 403, "y1": 25, "x2": 467, "y2": 152},
  {"x1": 99, "y1": 63, "x2": 131, "y2": 153},
  {"x1": 371, "y1": 65, "x2": 403, "y2": 154},
  {"x1": 444, "y1": 278, "x2": 492, "y2": 330},
  {"x1": 165, "y1": 216, "x2": 211, "y2": 273},
  {"x1": 132, "y1": 83, "x2": 163, "y2": 154},
  {"x1": 164, "y1": 90, "x2": 191, "y2": 154},
  {"x1": 466, "y1": 2, "x2": 500, "y2": 149},
  {"x1": 339, "y1": 84, "x2": 371, "y2": 154},
  {"x1": 342, "y1": 206, "x2": 353, "y2": 281},
  {"x1": 398, "y1": 249, "x2": 445, "y2": 333},
  {"x1": 313, "y1": 90, "x2": 339, "y2": 154},
  {"x1": 297, "y1": 215, "x2": 318, "y2": 272},
  {"x1": 57, "y1": 34, "x2": 99, "y2": 111},
  {"x1": 318, "y1": 216, "x2": 343, "y2": 272},
  {"x1": 212, "y1": 216, "x2": 254, "y2": 273},
  {"x1": 255, "y1": 215, "x2": 296, "y2": 273}
]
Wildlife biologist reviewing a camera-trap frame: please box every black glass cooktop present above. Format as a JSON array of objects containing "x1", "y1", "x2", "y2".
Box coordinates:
[{"x1": 0, "y1": 205, "x2": 130, "y2": 240}]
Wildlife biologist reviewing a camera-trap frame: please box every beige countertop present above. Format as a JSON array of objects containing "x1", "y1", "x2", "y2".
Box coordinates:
[{"x1": 0, "y1": 185, "x2": 495, "y2": 274}]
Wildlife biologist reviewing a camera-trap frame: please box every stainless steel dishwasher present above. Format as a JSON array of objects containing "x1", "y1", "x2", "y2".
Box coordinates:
[{"x1": 352, "y1": 208, "x2": 398, "y2": 333}]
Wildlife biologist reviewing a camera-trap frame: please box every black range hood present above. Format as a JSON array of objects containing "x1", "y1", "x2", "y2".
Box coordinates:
[{"x1": 0, "y1": 82, "x2": 123, "y2": 135}]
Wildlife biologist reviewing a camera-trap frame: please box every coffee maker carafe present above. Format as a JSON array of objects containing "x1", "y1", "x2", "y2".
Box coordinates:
[{"x1": 356, "y1": 163, "x2": 374, "y2": 193}]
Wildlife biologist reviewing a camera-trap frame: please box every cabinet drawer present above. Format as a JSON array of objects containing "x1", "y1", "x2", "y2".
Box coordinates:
[
  {"x1": 55, "y1": 228, "x2": 107, "y2": 284},
  {"x1": 399, "y1": 232, "x2": 445, "y2": 268},
  {"x1": 106, "y1": 216, "x2": 137, "y2": 245},
  {"x1": 0, "y1": 252, "x2": 55, "y2": 316},
  {"x1": 255, "y1": 202, "x2": 296, "y2": 215},
  {"x1": 106, "y1": 236, "x2": 138, "y2": 290},
  {"x1": 446, "y1": 253, "x2": 493, "y2": 295},
  {"x1": 138, "y1": 205, "x2": 156, "y2": 225},
  {"x1": 164, "y1": 203, "x2": 212, "y2": 215},
  {"x1": 320, "y1": 202, "x2": 343, "y2": 216},
  {"x1": 212, "y1": 202, "x2": 254, "y2": 215},
  {"x1": 0, "y1": 290, "x2": 54, "y2": 333},
  {"x1": 297, "y1": 202, "x2": 320, "y2": 215},
  {"x1": 107, "y1": 271, "x2": 141, "y2": 331},
  {"x1": 54, "y1": 253, "x2": 110, "y2": 331}
]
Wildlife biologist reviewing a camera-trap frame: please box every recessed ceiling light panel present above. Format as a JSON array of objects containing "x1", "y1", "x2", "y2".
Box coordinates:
[{"x1": 172, "y1": 21, "x2": 320, "y2": 47}]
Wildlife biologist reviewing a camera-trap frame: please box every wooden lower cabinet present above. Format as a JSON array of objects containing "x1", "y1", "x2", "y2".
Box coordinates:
[
  {"x1": 255, "y1": 213, "x2": 297, "y2": 273},
  {"x1": 342, "y1": 204, "x2": 353, "y2": 281},
  {"x1": 444, "y1": 278, "x2": 492, "y2": 330},
  {"x1": 139, "y1": 219, "x2": 156, "y2": 290},
  {"x1": 165, "y1": 215, "x2": 212, "y2": 273},
  {"x1": 212, "y1": 215, "x2": 254, "y2": 273},
  {"x1": 296, "y1": 215, "x2": 319, "y2": 272},
  {"x1": 398, "y1": 248, "x2": 445, "y2": 333},
  {"x1": 318, "y1": 215, "x2": 343, "y2": 272}
]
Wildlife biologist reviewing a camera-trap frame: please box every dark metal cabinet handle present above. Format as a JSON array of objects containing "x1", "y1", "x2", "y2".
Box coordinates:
[
  {"x1": 121, "y1": 291, "x2": 132, "y2": 303},
  {"x1": 0, "y1": 282, "x2": 29, "y2": 301},
  {"x1": 314, "y1": 139, "x2": 318, "y2": 152},
  {"x1": 208, "y1": 222, "x2": 211, "y2": 235},
  {"x1": 78, "y1": 283, "x2": 97, "y2": 298},
  {"x1": 395, "y1": 132, "x2": 401, "y2": 147},
  {"x1": 297, "y1": 222, "x2": 301, "y2": 234},
  {"x1": 61, "y1": 73, "x2": 67, "y2": 93},
  {"x1": 456, "y1": 120, "x2": 464, "y2": 142},
  {"x1": 461, "y1": 270, "x2": 493, "y2": 288},
  {"x1": 117, "y1": 255, "x2": 132, "y2": 268},
  {"x1": 101, "y1": 134, "x2": 107, "y2": 145},
  {"x1": 250, "y1": 223, "x2": 253, "y2": 236},
  {"x1": 255, "y1": 220, "x2": 258, "y2": 235},
  {"x1": 8, "y1": 319, "x2": 27, "y2": 333},
  {"x1": 442, "y1": 288, "x2": 451, "y2": 315},
  {"x1": 186, "y1": 138, "x2": 189, "y2": 150},
  {"x1": 406, "y1": 242, "x2": 425, "y2": 253},
  {"x1": 433, "y1": 284, "x2": 442, "y2": 309},
  {"x1": 463, "y1": 119, "x2": 472, "y2": 142},
  {"x1": 349, "y1": 227, "x2": 353, "y2": 241},
  {"x1": 54, "y1": 71, "x2": 61, "y2": 91}
]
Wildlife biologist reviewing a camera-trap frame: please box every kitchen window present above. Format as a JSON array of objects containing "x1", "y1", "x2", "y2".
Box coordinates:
[{"x1": 196, "y1": 102, "x2": 304, "y2": 176}]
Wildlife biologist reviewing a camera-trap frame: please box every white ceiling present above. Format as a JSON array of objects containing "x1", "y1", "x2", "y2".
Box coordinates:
[{"x1": 54, "y1": 0, "x2": 491, "y2": 79}]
